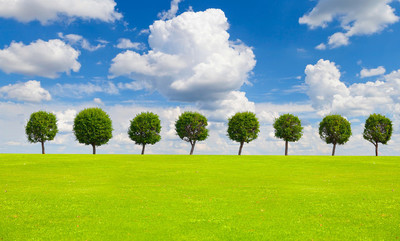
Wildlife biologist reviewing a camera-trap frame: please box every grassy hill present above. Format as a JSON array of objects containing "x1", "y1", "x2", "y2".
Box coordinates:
[{"x1": 0, "y1": 154, "x2": 399, "y2": 240}]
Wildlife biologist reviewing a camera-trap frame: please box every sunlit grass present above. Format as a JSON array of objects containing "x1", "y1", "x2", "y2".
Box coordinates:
[{"x1": 0, "y1": 154, "x2": 399, "y2": 240}]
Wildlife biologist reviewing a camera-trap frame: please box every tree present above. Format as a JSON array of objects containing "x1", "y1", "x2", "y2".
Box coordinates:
[
  {"x1": 73, "y1": 108, "x2": 113, "y2": 154},
  {"x1": 25, "y1": 111, "x2": 58, "y2": 154},
  {"x1": 363, "y1": 114, "x2": 392, "y2": 156},
  {"x1": 227, "y1": 112, "x2": 260, "y2": 155},
  {"x1": 319, "y1": 114, "x2": 352, "y2": 156},
  {"x1": 273, "y1": 114, "x2": 303, "y2": 156},
  {"x1": 175, "y1": 112, "x2": 208, "y2": 155},
  {"x1": 128, "y1": 112, "x2": 161, "y2": 155}
]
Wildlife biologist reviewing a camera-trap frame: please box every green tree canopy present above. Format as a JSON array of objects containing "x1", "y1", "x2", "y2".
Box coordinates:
[
  {"x1": 73, "y1": 108, "x2": 113, "y2": 154},
  {"x1": 319, "y1": 114, "x2": 352, "y2": 156},
  {"x1": 25, "y1": 111, "x2": 58, "y2": 154},
  {"x1": 175, "y1": 111, "x2": 208, "y2": 155},
  {"x1": 273, "y1": 113, "x2": 303, "y2": 156},
  {"x1": 363, "y1": 113, "x2": 393, "y2": 156},
  {"x1": 128, "y1": 112, "x2": 161, "y2": 155},
  {"x1": 227, "y1": 112, "x2": 260, "y2": 155}
]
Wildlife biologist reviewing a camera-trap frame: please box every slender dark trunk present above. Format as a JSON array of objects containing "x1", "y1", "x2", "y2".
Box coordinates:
[
  {"x1": 92, "y1": 144, "x2": 96, "y2": 155},
  {"x1": 190, "y1": 141, "x2": 196, "y2": 155},
  {"x1": 141, "y1": 144, "x2": 146, "y2": 155},
  {"x1": 238, "y1": 142, "x2": 244, "y2": 155},
  {"x1": 375, "y1": 143, "x2": 379, "y2": 157},
  {"x1": 41, "y1": 141, "x2": 45, "y2": 154},
  {"x1": 332, "y1": 143, "x2": 337, "y2": 156},
  {"x1": 285, "y1": 140, "x2": 288, "y2": 156}
]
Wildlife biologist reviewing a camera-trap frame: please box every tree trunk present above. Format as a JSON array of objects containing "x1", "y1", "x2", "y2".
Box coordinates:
[
  {"x1": 190, "y1": 141, "x2": 196, "y2": 155},
  {"x1": 238, "y1": 142, "x2": 244, "y2": 155},
  {"x1": 141, "y1": 144, "x2": 146, "y2": 155},
  {"x1": 332, "y1": 143, "x2": 336, "y2": 156},
  {"x1": 41, "y1": 141, "x2": 45, "y2": 154},
  {"x1": 285, "y1": 140, "x2": 288, "y2": 156},
  {"x1": 375, "y1": 143, "x2": 379, "y2": 157},
  {"x1": 92, "y1": 144, "x2": 96, "y2": 155}
]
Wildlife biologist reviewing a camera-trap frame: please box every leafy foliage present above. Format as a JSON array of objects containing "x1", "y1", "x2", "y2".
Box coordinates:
[
  {"x1": 363, "y1": 114, "x2": 392, "y2": 145},
  {"x1": 175, "y1": 112, "x2": 209, "y2": 145},
  {"x1": 227, "y1": 112, "x2": 260, "y2": 144},
  {"x1": 25, "y1": 111, "x2": 58, "y2": 143},
  {"x1": 319, "y1": 114, "x2": 352, "y2": 145},
  {"x1": 73, "y1": 108, "x2": 113, "y2": 147},
  {"x1": 128, "y1": 112, "x2": 161, "y2": 146},
  {"x1": 273, "y1": 114, "x2": 303, "y2": 142}
]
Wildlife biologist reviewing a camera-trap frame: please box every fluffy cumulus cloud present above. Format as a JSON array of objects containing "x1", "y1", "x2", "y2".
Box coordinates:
[
  {"x1": 54, "y1": 109, "x2": 77, "y2": 132},
  {"x1": 360, "y1": 66, "x2": 386, "y2": 78},
  {"x1": 305, "y1": 59, "x2": 400, "y2": 117},
  {"x1": 110, "y1": 9, "x2": 256, "y2": 118},
  {"x1": 0, "y1": 0, "x2": 122, "y2": 24},
  {"x1": 0, "y1": 80, "x2": 51, "y2": 102},
  {"x1": 0, "y1": 39, "x2": 80, "y2": 78},
  {"x1": 300, "y1": 0, "x2": 399, "y2": 48},
  {"x1": 199, "y1": 91, "x2": 256, "y2": 121}
]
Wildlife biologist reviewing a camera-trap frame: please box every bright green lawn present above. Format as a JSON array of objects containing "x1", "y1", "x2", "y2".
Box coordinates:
[{"x1": 0, "y1": 155, "x2": 399, "y2": 240}]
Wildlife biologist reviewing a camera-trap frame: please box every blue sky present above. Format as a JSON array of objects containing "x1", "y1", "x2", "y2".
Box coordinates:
[{"x1": 1, "y1": 0, "x2": 400, "y2": 155}]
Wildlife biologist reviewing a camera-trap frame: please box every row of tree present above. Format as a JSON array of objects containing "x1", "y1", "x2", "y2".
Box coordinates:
[{"x1": 25, "y1": 108, "x2": 393, "y2": 156}]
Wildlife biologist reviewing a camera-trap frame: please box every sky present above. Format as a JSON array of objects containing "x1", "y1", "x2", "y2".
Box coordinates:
[{"x1": 1, "y1": 0, "x2": 400, "y2": 155}]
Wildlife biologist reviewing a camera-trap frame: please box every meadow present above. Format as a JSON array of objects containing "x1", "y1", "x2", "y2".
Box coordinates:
[{"x1": 0, "y1": 154, "x2": 399, "y2": 240}]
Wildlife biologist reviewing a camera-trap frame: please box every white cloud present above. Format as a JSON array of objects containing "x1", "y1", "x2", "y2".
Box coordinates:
[
  {"x1": 200, "y1": 91, "x2": 256, "y2": 121},
  {"x1": 117, "y1": 80, "x2": 152, "y2": 91},
  {"x1": 360, "y1": 66, "x2": 386, "y2": 78},
  {"x1": 115, "y1": 38, "x2": 145, "y2": 50},
  {"x1": 52, "y1": 134, "x2": 74, "y2": 145},
  {"x1": 139, "y1": 29, "x2": 150, "y2": 35},
  {"x1": 0, "y1": 39, "x2": 80, "y2": 78},
  {"x1": 109, "y1": 9, "x2": 256, "y2": 113},
  {"x1": 328, "y1": 32, "x2": 349, "y2": 48},
  {"x1": 315, "y1": 43, "x2": 327, "y2": 50},
  {"x1": 305, "y1": 59, "x2": 349, "y2": 115},
  {"x1": 0, "y1": 0, "x2": 122, "y2": 24},
  {"x1": 305, "y1": 59, "x2": 400, "y2": 117},
  {"x1": 58, "y1": 33, "x2": 105, "y2": 51},
  {"x1": 93, "y1": 98, "x2": 103, "y2": 105},
  {"x1": 54, "y1": 109, "x2": 77, "y2": 132},
  {"x1": 0, "y1": 80, "x2": 51, "y2": 102},
  {"x1": 80, "y1": 39, "x2": 105, "y2": 52},
  {"x1": 52, "y1": 81, "x2": 119, "y2": 98},
  {"x1": 158, "y1": 0, "x2": 184, "y2": 20},
  {"x1": 300, "y1": 0, "x2": 399, "y2": 48}
]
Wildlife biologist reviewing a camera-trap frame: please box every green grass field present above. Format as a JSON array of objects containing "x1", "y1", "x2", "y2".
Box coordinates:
[{"x1": 0, "y1": 155, "x2": 399, "y2": 240}]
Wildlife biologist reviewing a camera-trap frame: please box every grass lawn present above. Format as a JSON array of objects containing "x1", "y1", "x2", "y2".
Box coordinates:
[{"x1": 0, "y1": 154, "x2": 399, "y2": 240}]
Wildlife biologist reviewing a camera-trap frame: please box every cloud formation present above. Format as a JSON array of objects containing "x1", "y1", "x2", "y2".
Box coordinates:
[
  {"x1": 305, "y1": 59, "x2": 400, "y2": 117},
  {"x1": 300, "y1": 0, "x2": 399, "y2": 48},
  {"x1": 0, "y1": 39, "x2": 80, "y2": 78},
  {"x1": 158, "y1": 0, "x2": 184, "y2": 20},
  {"x1": 110, "y1": 9, "x2": 256, "y2": 118},
  {"x1": 58, "y1": 33, "x2": 106, "y2": 52},
  {"x1": 0, "y1": 80, "x2": 51, "y2": 102},
  {"x1": 115, "y1": 38, "x2": 145, "y2": 50},
  {"x1": 360, "y1": 66, "x2": 386, "y2": 78},
  {"x1": 0, "y1": 0, "x2": 122, "y2": 24},
  {"x1": 54, "y1": 109, "x2": 77, "y2": 132}
]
